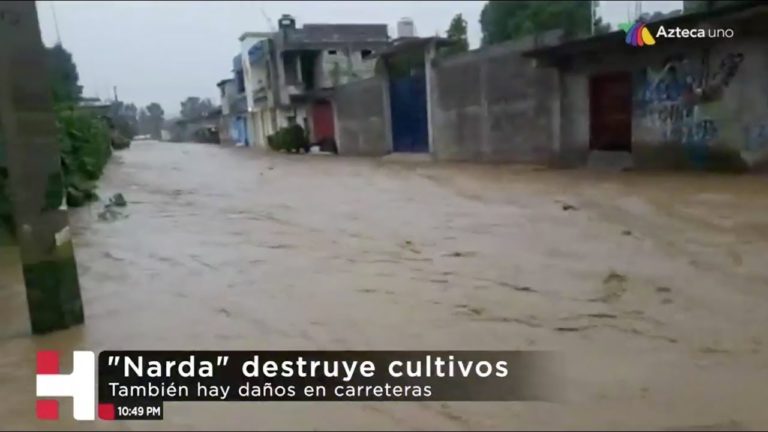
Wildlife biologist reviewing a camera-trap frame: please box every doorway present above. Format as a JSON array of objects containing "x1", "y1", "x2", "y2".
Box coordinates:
[
  {"x1": 389, "y1": 71, "x2": 429, "y2": 153},
  {"x1": 589, "y1": 72, "x2": 632, "y2": 152},
  {"x1": 311, "y1": 100, "x2": 335, "y2": 142},
  {"x1": 386, "y1": 49, "x2": 429, "y2": 154}
]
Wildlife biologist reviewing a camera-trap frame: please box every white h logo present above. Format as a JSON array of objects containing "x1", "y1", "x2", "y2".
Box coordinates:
[{"x1": 36, "y1": 351, "x2": 96, "y2": 421}]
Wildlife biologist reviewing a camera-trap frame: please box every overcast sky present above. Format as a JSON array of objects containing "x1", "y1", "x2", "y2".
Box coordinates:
[{"x1": 36, "y1": 1, "x2": 681, "y2": 117}]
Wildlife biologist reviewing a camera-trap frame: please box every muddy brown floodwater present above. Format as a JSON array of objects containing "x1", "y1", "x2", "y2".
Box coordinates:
[{"x1": 1, "y1": 141, "x2": 768, "y2": 430}]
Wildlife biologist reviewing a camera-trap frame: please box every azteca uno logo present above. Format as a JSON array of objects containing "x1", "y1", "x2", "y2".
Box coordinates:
[
  {"x1": 36, "y1": 351, "x2": 114, "y2": 421},
  {"x1": 620, "y1": 20, "x2": 735, "y2": 47},
  {"x1": 621, "y1": 21, "x2": 656, "y2": 47}
]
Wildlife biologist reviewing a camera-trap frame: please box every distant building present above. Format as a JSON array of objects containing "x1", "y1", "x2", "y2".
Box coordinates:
[
  {"x1": 232, "y1": 14, "x2": 392, "y2": 149},
  {"x1": 75, "y1": 100, "x2": 111, "y2": 116},
  {"x1": 230, "y1": 54, "x2": 251, "y2": 146},
  {"x1": 216, "y1": 78, "x2": 238, "y2": 145},
  {"x1": 397, "y1": 17, "x2": 416, "y2": 38},
  {"x1": 172, "y1": 108, "x2": 222, "y2": 144}
]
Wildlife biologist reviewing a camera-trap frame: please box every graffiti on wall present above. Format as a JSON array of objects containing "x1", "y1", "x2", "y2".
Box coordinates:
[
  {"x1": 711, "y1": 52, "x2": 744, "y2": 90},
  {"x1": 636, "y1": 51, "x2": 745, "y2": 165}
]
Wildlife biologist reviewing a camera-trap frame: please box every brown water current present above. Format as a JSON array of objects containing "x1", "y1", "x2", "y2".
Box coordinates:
[{"x1": 1, "y1": 141, "x2": 768, "y2": 430}]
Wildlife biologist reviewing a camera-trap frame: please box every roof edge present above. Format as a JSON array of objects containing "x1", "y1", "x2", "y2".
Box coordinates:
[
  {"x1": 522, "y1": 1, "x2": 767, "y2": 59},
  {"x1": 239, "y1": 31, "x2": 273, "y2": 41}
]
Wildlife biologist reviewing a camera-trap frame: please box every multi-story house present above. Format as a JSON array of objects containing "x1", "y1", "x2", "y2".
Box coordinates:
[
  {"x1": 216, "y1": 78, "x2": 238, "y2": 145},
  {"x1": 236, "y1": 14, "x2": 391, "y2": 149}
]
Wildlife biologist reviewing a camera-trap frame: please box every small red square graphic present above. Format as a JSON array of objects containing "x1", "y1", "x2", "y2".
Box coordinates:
[
  {"x1": 36, "y1": 351, "x2": 59, "y2": 375},
  {"x1": 36, "y1": 400, "x2": 59, "y2": 420},
  {"x1": 98, "y1": 403, "x2": 115, "y2": 421}
]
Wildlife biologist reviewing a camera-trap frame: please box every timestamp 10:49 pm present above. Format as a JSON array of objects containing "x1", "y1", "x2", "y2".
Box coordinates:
[{"x1": 109, "y1": 401, "x2": 164, "y2": 420}]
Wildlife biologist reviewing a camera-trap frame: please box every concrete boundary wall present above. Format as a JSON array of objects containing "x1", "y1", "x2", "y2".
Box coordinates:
[
  {"x1": 429, "y1": 37, "x2": 560, "y2": 163},
  {"x1": 332, "y1": 77, "x2": 390, "y2": 156},
  {"x1": 558, "y1": 33, "x2": 768, "y2": 171}
]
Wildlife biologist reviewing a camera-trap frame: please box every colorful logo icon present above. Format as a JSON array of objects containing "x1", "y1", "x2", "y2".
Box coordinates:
[
  {"x1": 620, "y1": 21, "x2": 656, "y2": 47},
  {"x1": 36, "y1": 350, "x2": 112, "y2": 421}
]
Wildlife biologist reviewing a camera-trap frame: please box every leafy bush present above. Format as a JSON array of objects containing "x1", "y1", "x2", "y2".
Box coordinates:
[
  {"x1": 0, "y1": 44, "x2": 116, "y2": 242},
  {"x1": 0, "y1": 109, "x2": 111, "y2": 238},
  {"x1": 57, "y1": 109, "x2": 113, "y2": 207},
  {"x1": 111, "y1": 130, "x2": 131, "y2": 150},
  {"x1": 267, "y1": 124, "x2": 309, "y2": 153}
]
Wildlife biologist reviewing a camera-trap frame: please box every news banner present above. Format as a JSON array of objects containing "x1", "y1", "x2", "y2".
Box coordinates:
[{"x1": 98, "y1": 350, "x2": 557, "y2": 420}]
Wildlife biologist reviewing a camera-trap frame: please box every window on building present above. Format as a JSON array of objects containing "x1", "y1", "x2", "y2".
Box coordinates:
[
  {"x1": 327, "y1": 50, "x2": 337, "y2": 55},
  {"x1": 284, "y1": 54, "x2": 299, "y2": 85},
  {"x1": 361, "y1": 49, "x2": 373, "y2": 59}
]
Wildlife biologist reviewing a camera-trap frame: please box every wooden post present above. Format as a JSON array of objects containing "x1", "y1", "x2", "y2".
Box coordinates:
[{"x1": 0, "y1": 1, "x2": 84, "y2": 334}]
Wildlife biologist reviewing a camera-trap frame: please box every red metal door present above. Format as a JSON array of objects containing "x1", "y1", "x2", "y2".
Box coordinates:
[
  {"x1": 311, "y1": 100, "x2": 335, "y2": 142},
  {"x1": 590, "y1": 72, "x2": 632, "y2": 152}
]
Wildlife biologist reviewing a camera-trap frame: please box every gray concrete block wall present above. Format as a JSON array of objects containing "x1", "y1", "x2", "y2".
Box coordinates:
[
  {"x1": 431, "y1": 58, "x2": 484, "y2": 160},
  {"x1": 430, "y1": 42, "x2": 560, "y2": 163},
  {"x1": 557, "y1": 73, "x2": 590, "y2": 167},
  {"x1": 632, "y1": 37, "x2": 768, "y2": 170},
  {"x1": 559, "y1": 34, "x2": 768, "y2": 171},
  {"x1": 333, "y1": 77, "x2": 390, "y2": 156}
]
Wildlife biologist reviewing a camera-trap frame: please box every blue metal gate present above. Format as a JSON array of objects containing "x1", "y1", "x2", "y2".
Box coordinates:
[
  {"x1": 389, "y1": 72, "x2": 429, "y2": 153},
  {"x1": 234, "y1": 116, "x2": 249, "y2": 146}
]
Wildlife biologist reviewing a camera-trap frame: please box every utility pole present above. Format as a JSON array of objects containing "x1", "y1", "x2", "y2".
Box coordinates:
[
  {"x1": 113, "y1": 85, "x2": 119, "y2": 102},
  {"x1": 260, "y1": 8, "x2": 275, "y2": 32},
  {"x1": 0, "y1": 1, "x2": 84, "y2": 334},
  {"x1": 50, "y1": 1, "x2": 62, "y2": 45}
]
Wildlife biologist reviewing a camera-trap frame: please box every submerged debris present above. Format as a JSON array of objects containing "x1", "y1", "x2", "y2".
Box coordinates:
[
  {"x1": 604, "y1": 271, "x2": 627, "y2": 285},
  {"x1": 97, "y1": 193, "x2": 128, "y2": 222},
  {"x1": 109, "y1": 193, "x2": 127, "y2": 207},
  {"x1": 443, "y1": 251, "x2": 477, "y2": 258},
  {"x1": 401, "y1": 240, "x2": 421, "y2": 254},
  {"x1": 589, "y1": 271, "x2": 628, "y2": 303},
  {"x1": 555, "y1": 200, "x2": 579, "y2": 211}
]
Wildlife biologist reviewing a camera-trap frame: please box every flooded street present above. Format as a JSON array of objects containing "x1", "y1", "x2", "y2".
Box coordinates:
[{"x1": 2, "y1": 140, "x2": 768, "y2": 430}]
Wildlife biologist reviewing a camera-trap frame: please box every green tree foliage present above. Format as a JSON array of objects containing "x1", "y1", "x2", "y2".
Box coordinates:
[
  {"x1": 138, "y1": 108, "x2": 149, "y2": 135},
  {"x1": 267, "y1": 124, "x2": 309, "y2": 153},
  {"x1": 57, "y1": 109, "x2": 112, "y2": 206},
  {"x1": 47, "y1": 44, "x2": 82, "y2": 106},
  {"x1": 145, "y1": 103, "x2": 165, "y2": 140},
  {"x1": 443, "y1": 13, "x2": 469, "y2": 56},
  {"x1": 48, "y1": 45, "x2": 112, "y2": 205},
  {"x1": 1, "y1": 44, "x2": 112, "y2": 238},
  {"x1": 109, "y1": 101, "x2": 139, "y2": 139},
  {"x1": 593, "y1": 16, "x2": 611, "y2": 34},
  {"x1": 180, "y1": 97, "x2": 214, "y2": 120},
  {"x1": 683, "y1": 0, "x2": 756, "y2": 13},
  {"x1": 480, "y1": 0, "x2": 592, "y2": 46}
]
